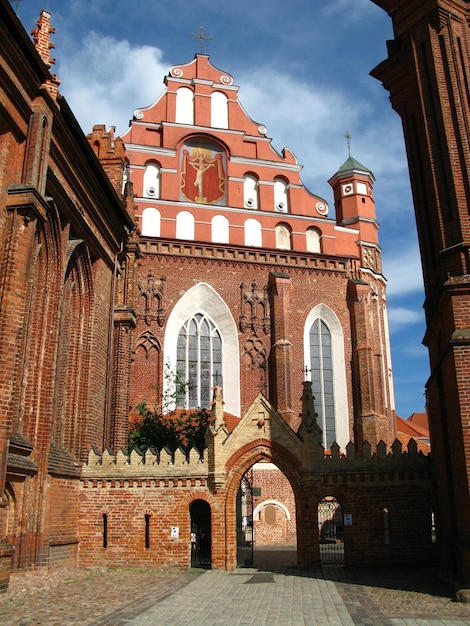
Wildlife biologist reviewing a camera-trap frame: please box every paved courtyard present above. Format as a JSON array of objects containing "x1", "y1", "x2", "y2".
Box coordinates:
[{"x1": 2, "y1": 549, "x2": 470, "y2": 625}]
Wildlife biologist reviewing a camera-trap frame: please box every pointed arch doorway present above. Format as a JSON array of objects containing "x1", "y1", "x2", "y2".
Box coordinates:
[
  {"x1": 190, "y1": 500, "x2": 212, "y2": 569},
  {"x1": 236, "y1": 462, "x2": 297, "y2": 569}
]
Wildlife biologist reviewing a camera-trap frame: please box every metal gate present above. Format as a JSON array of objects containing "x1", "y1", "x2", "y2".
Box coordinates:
[
  {"x1": 318, "y1": 496, "x2": 344, "y2": 565},
  {"x1": 190, "y1": 500, "x2": 211, "y2": 569},
  {"x1": 236, "y1": 469, "x2": 254, "y2": 567}
]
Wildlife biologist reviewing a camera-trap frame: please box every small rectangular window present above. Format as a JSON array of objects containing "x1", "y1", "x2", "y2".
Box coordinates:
[
  {"x1": 145, "y1": 514, "x2": 150, "y2": 549},
  {"x1": 103, "y1": 513, "x2": 108, "y2": 548}
]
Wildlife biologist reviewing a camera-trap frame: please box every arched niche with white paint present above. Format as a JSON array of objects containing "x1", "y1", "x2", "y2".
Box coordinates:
[
  {"x1": 303, "y1": 303, "x2": 349, "y2": 450},
  {"x1": 141, "y1": 207, "x2": 161, "y2": 237},
  {"x1": 211, "y1": 214, "x2": 229, "y2": 244},
  {"x1": 244, "y1": 218, "x2": 262, "y2": 247},
  {"x1": 176, "y1": 87, "x2": 194, "y2": 124},
  {"x1": 211, "y1": 91, "x2": 228, "y2": 129},
  {"x1": 164, "y1": 282, "x2": 240, "y2": 416},
  {"x1": 176, "y1": 211, "x2": 195, "y2": 240}
]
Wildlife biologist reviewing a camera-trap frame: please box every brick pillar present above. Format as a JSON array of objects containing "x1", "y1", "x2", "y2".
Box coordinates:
[
  {"x1": 348, "y1": 278, "x2": 380, "y2": 451},
  {"x1": 0, "y1": 190, "x2": 46, "y2": 507},
  {"x1": 268, "y1": 272, "x2": 296, "y2": 427}
]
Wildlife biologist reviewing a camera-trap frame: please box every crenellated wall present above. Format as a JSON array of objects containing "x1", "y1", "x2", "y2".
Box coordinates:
[{"x1": 79, "y1": 391, "x2": 436, "y2": 570}]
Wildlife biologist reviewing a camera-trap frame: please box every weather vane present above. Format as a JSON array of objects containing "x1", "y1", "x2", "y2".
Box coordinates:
[
  {"x1": 344, "y1": 131, "x2": 352, "y2": 157},
  {"x1": 191, "y1": 26, "x2": 214, "y2": 53}
]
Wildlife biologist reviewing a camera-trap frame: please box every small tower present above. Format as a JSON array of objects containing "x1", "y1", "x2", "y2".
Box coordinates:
[{"x1": 328, "y1": 155, "x2": 378, "y2": 246}]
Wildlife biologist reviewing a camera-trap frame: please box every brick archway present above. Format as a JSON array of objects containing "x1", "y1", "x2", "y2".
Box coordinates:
[{"x1": 223, "y1": 440, "x2": 302, "y2": 570}]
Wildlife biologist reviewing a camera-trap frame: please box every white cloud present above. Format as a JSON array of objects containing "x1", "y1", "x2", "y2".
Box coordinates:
[
  {"x1": 321, "y1": 0, "x2": 378, "y2": 20},
  {"x1": 56, "y1": 33, "x2": 169, "y2": 135},
  {"x1": 383, "y1": 245, "x2": 424, "y2": 297},
  {"x1": 388, "y1": 307, "x2": 423, "y2": 332}
]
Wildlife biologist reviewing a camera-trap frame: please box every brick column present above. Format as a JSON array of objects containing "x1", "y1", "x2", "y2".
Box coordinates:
[
  {"x1": 348, "y1": 278, "x2": 381, "y2": 451},
  {"x1": 268, "y1": 272, "x2": 296, "y2": 427}
]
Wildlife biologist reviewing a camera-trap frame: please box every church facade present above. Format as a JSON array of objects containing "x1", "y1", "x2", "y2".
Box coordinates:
[{"x1": 0, "y1": 0, "x2": 440, "y2": 589}]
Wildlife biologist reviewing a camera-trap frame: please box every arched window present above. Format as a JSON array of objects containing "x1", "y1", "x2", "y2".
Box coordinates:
[
  {"x1": 244, "y1": 218, "x2": 262, "y2": 247},
  {"x1": 211, "y1": 91, "x2": 228, "y2": 129},
  {"x1": 304, "y1": 304, "x2": 349, "y2": 450},
  {"x1": 176, "y1": 211, "x2": 195, "y2": 240},
  {"x1": 143, "y1": 162, "x2": 160, "y2": 198},
  {"x1": 274, "y1": 177, "x2": 289, "y2": 213},
  {"x1": 177, "y1": 313, "x2": 222, "y2": 408},
  {"x1": 164, "y1": 283, "x2": 240, "y2": 416},
  {"x1": 141, "y1": 207, "x2": 161, "y2": 237},
  {"x1": 244, "y1": 174, "x2": 259, "y2": 209},
  {"x1": 176, "y1": 87, "x2": 194, "y2": 124},
  {"x1": 306, "y1": 227, "x2": 321, "y2": 253},
  {"x1": 211, "y1": 215, "x2": 229, "y2": 244},
  {"x1": 310, "y1": 319, "x2": 335, "y2": 448},
  {"x1": 275, "y1": 223, "x2": 291, "y2": 250}
]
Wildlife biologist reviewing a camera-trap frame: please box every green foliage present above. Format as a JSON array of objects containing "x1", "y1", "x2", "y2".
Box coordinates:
[
  {"x1": 128, "y1": 365, "x2": 212, "y2": 453},
  {"x1": 129, "y1": 404, "x2": 211, "y2": 453}
]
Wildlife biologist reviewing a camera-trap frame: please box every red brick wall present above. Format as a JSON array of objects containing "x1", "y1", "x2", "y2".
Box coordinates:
[
  {"x1": 45, "y1": 477, "x2": 80, "y2": 569},
  {"x1": 252, "y1": 464, "x2": 296, "y2": 545}
]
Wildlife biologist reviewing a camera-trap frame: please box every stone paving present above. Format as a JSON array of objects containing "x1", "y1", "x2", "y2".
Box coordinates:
[{"x1": 1, "y1": 549, "x2": 470, "y2": 625}]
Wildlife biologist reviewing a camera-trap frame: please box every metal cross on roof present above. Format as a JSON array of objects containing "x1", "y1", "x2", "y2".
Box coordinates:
[
  {"x1": 344, "y1": 131, "x2": 352, "y2": 157},
  {"x1": 191, "y1": 26, "x2": 214, "y2": 53}
]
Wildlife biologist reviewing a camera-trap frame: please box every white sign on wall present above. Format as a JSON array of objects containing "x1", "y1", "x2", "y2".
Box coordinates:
[
  {"x1": 171, "y1": 526, "x2": 179, "y2": 539},
  {"x1": 344, "y1": 514, "x2": 353, "y2": 526}
]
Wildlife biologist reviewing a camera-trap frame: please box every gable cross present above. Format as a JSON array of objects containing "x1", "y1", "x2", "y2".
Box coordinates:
[
  {"x1": 191, "y1": 26, "x2": 214, "y2": 53},
  {"x1": 252, "y1": 410, "x2": 270, "y2": 433}
]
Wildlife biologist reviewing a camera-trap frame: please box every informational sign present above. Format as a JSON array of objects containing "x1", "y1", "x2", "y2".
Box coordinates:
[
  {"x1": 171, "y1": 526, "x2": 179, "y2": 539},
  {"x1": 344, "y1": 514, "x2": 353, "y2": 526}
]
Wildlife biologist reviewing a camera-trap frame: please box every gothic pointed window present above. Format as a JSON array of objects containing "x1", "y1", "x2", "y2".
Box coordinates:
[
  {"x1": 310, "y1": 318, "x2": 335, "y2": 449},
  {"x1": 176, "y1": 313, "x2": 222, "y2": 408}
]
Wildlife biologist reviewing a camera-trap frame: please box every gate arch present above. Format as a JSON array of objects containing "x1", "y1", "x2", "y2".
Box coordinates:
[
  {"x1": 189, "y1": 499, "x2": 212, "y2": 569},
  {"x1": 318, "y1": 496, "x2": 344, "y2": 565},
  {"x1": 224, "y1": 440, "x2": 302, "y2": 570}
]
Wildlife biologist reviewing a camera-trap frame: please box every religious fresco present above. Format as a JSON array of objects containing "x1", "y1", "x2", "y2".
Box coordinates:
[{"x1": 180, "y1": 139, "x2": 226, "y2": 205}]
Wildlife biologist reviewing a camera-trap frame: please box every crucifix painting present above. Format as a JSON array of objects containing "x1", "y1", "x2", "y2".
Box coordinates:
[{"x1": 181, "y1": 142, "x2": 226, "y2": 204}]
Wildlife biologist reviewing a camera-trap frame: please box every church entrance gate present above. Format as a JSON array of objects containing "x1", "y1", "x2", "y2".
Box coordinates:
[
  {"x1": 190, "y1": 500, "x2": 211, "y2": 569},
  {"x1": 236, "y1": 469, "x2": 254, "y2": 567},
  {"x1": 318, "y1": 496, "x2": 344, "y2": 565}
]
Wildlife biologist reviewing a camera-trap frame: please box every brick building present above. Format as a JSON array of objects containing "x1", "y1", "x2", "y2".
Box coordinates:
[
  {"x1": 80, "y1": 50, "x2": 436, "y2": 571},
  {"x1": 371, "y1": 0, "x2": 470, "y2": 584},
  {"x1": 0, "y1": 2, "x2": 134, "y2": 589},
  {"x1": 0, "y1": 0, "x2": 440, "y2": 589}
]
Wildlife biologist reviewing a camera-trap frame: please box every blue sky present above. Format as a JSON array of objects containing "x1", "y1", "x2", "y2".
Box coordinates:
[{"x1": 15, "y1": 0, "x2": 429, "y2": 418}]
